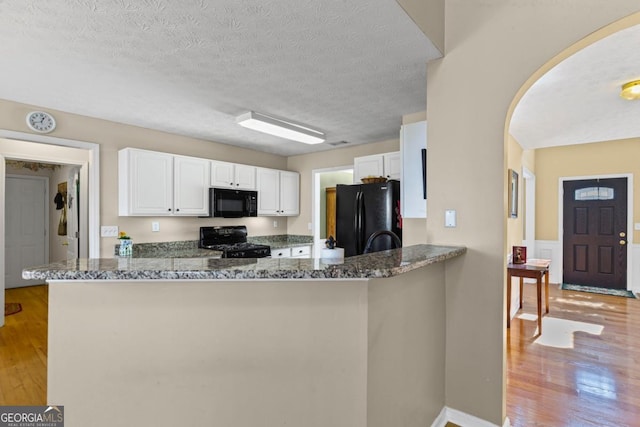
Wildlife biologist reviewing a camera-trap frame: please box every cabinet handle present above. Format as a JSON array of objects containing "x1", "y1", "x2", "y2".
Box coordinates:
[
  {"x1": 236, "y1": 183, "x2": 240, "y2": 186},
  {"x1": 176, "y1": 208, "x2": 180, "y2": 212},
  {"x1": 168, "y1": 208, "x2": 172, "y2": 211}
]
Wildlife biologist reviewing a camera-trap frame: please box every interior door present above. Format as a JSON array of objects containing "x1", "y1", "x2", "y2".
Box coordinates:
[
  {"x1": 325, "y1": 187, "x2": 336, "y2": 239},
  {"x1": 5, "y1": 176, "x2": 47, "y2": 288},
  {"x1": 563, "y1": 178, "x2": 627, "y2": 289}
]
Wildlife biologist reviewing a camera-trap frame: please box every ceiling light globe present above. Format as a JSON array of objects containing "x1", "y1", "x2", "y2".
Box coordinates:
[{"x1": 620, "y1": 80, "x2": 640, "y2": 100}]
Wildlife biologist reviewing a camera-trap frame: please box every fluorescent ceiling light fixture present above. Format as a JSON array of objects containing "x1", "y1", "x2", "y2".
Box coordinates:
[
  {"x1": 620, "y1": 80, "x2": 640, "y2": 100},
  {"x1": 236, "y1": 111, "x2": 325, "y2": 144}
]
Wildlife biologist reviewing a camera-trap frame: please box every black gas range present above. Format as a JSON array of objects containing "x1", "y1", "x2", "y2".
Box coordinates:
[{"x1": 199, "y1": 226, "x2": 271, "y2": 258}]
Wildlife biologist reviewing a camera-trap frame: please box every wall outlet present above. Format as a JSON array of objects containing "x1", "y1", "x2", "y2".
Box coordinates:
[
  {"x1": 152, "y1": 221, "x2": 160, "y2": 232},
  {"x1": 273, "y1": 220, "x2": 278, "y2": 228},
  {"x1": 101, "y1": 225, "x2": 119, "y2": 237},
  {"x1": 308, "y1": 222, "x2": 313, "y2": 231},
  {"x1": 635, "y1": 223, "x2": 640, "y2": 231}
]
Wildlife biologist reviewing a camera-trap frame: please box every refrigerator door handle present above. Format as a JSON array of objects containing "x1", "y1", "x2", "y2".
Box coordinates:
[
  {"x1": 353, "y1": 191, "x2": 360, "y2": 252},
  {"x1": 356, "y1": 191, "x2": 365, "y2": 254}
]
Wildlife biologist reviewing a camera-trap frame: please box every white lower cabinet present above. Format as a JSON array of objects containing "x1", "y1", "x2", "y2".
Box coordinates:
[
  {"x1": 270, "y1": 245, "x2": 312, "y2": 259},
  {"x1": 271, "y1": 248, "x2": 292, "y2": 258},
  {"x1": 256, "y1": 168, "x2": 300, "y2": 216},
  {"x1": 290, "y1": 245, "x2": 312, "y2": 258}
]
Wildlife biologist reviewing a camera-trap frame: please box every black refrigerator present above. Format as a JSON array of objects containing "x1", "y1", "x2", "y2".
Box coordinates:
[{"x1": 335, "y1": 181, "x2": 402, "y2": 257}]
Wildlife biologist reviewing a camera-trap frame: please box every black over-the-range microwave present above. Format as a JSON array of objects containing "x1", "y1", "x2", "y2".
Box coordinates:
[{"x1": 201, "y1": 188, "x2": 258, "y2": 218}]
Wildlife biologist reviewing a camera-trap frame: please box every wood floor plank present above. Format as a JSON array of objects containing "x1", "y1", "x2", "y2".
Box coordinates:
[
  {"x1": 507, "y1": 283, "x2": 640, "y2": 426},
  {"x1": 0, "y1": 285, "x2": 48, "y2": 405}
]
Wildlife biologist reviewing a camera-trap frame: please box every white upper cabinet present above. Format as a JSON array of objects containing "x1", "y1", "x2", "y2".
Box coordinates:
[
  {"x1": 279, "y1": 171, "x2": 300, "y2": 216},
  {"x1": 353, "y1": 151, "x2": 401, "y2": 183},
  {"x1": 210, "y1": 161, "x2": 256, "y2": 190},
  {"x1": 119, "y1": 148, "x2": 209, "y2": 216},
  {"x1": 400, "y1": 120, "x2": 427, "y2": 218},
  {"x1": 119, "y1": 149, "x2": 173, "y2": 216},
  {"x1": 353, "y1": 155, "x2": 384, "y2": 183},
  {"x1": 173, "y1": 156, "x2": 210, "y2": 216},
  {"x1": 383, "y1": 152, "x2": 401, "y2": 180},
  {"x1": 256, "y1": 168, "x2": 300, "y2": 216}
]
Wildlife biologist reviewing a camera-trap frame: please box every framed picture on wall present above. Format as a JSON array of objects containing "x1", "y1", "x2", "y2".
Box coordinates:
[{"x1": 508, "y1": 169, "x2": 518, "y2": 218}]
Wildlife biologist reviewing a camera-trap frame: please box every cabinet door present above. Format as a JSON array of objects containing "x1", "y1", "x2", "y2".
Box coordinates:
[
  {"x1": 119, "y1": 149, "x2": 173, "y2": 216},
  {"x1": 210, "y1": 160, "x2": 235, "y2": 188},
  {"x1": 401, "y1": 121, "x2": 427, "y2": 218},
  {"x1": 383, "y1": 152, "x2": 401, "y2": 180},
  {"x1": 290, "y1": 245, "x2": 312, "y2": 258},
  {"x1": 353, "y1": 155, "x2": 384, "y2": 183},
  {"x1": 234, "y1": 164, "x2": 257, "y2": 190},
  {"x1": 279, "y1": 171, "x2": 300, "y2": 216},
  {"x1": 271, "y1": 247, "x2": 292, "y2": 258},
  {"x1": 174, "y1": 156, "x2": 209, "y2": 216},
  {"x1": 256, "y1": 168, "x2": 280, "y2": 215}
]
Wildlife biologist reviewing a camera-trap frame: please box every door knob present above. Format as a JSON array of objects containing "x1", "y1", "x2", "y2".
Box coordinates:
[
  {"x1": 620, "y1": 240, "x2": 627, "y2": 245},
  {"x1": 620, "y1": 232, "x2": 626, "y2": 237}
]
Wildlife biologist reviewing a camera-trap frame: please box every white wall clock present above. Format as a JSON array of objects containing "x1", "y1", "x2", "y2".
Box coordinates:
[{"x1": 26, "y1": 111, "x2": 56, "y2": 133}]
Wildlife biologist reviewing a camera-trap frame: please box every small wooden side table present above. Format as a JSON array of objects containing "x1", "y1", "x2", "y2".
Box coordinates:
[{"x1": 507, "y1": 259, "x2": 551, "y2": 333}]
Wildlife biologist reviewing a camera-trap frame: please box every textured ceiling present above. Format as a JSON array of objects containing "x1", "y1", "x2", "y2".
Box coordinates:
[
  {"x1": 0, "y1": 0, "x2": 440, "y2": 156},
  {"x1": 510, "y1": 24, "x2": 640, "y2": 150}
]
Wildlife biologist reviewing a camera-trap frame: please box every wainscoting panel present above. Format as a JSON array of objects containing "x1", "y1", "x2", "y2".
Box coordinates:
[
  {"x1": 534, "y1": 240, "x2": 639, "y2": 294},
  {"x1": 533, "y1": 240, "x2": 561, "y2": 284},
  {"x1": 430, "y1": 406, "x2": 511, "y2": 427}
]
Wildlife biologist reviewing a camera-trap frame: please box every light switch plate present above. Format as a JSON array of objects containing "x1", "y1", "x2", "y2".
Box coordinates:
[
  {"x1": 445, "y1": 210, "x2": 457, "y2": 228},
  {"x1": 101, "y1": 225, "x2": 119, "y2": 237}
]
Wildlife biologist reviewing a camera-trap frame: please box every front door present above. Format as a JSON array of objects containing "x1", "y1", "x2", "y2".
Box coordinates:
[{"x1": 563, "y1": 178, "x2": 627, "y2": 289}]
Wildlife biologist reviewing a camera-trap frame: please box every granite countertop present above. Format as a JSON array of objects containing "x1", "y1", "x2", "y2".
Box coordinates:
[{"x1": 24, "y1": 244, "x2": 466, "y2": 281}]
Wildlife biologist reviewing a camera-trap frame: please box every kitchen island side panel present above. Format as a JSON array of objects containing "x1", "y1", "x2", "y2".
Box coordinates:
[
  {"x1": 367, "y1": 263, "x2": 446, "y2": 427},
  {"x1": 47, "y1": 280, "x2": 369, "y2": 427}
]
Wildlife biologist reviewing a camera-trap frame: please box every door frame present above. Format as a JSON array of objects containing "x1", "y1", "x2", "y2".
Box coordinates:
[
  {"x1": 0, "y1": 130, "x2": 100, "y2": 326},
  {"x1": 522, "y1": 167, "x2": 536, "y2": 256},
  {"x1": 558, "y1": 173, "x2": 633, "y2": 289},
  {"x1": 5, "y1": 174, "x2": 50, "y2": 287},
  {"x1": 311, "y1": 165, "x2": 354, "y2": 255}
]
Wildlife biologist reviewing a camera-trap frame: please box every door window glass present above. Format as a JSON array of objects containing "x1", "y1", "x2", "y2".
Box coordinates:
[{"x1": 574, "y1": 187, "x2": 614, "y2": 201}]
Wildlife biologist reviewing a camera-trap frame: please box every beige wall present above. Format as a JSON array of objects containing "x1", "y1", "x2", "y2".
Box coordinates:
[
  {"x1": 0, "y1": 98, "x2": 289, "y2": 256},
  {"x1": 395, "y1": 0, "x2": 444, "y2": 54},
  {"x1": 423, "y1": 2, "x2": 640, "y2": 425},
  {"x1": 536, "y1": 137, "x2": 640, "y2": 243},
  {"x1": 286, "y1": 139, "x2": 400, "y2": 236}
]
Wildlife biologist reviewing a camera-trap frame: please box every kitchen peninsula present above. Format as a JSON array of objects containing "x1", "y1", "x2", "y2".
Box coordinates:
[{"x1": 24, "y1": 244, "x2": 465, "y2": 427}]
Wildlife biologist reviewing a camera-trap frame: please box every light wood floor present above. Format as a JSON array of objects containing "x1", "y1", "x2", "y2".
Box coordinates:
[
  {"x1": 3, "y1": 283, "x2": 640, "y2": 425},
  {"x1": 507, "y1": 283, "x2": 640, "y2": 426},
  {"x1": 0, "y1": 284, "x2": 48, "y2": 405}
]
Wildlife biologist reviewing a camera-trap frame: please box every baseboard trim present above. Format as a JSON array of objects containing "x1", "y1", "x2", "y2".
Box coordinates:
[{"x1": 431, "y1": 406, "x2": 511, "y2": 427}]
